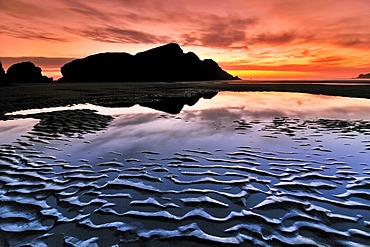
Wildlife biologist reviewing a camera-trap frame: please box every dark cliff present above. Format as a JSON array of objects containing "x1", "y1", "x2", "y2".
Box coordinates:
[{"x1": 59, "y1": 43, "x2": 239, "y2": 82}]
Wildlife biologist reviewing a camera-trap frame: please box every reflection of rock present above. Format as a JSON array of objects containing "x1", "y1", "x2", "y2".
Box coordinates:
[
  {"x1": 140, "y1": 96, "x2": 201, "y2": 114},
  {"x1": 13, "y1": 109, "x2": 113, "y2": 138},
  {"x1": 141, "y1": 92, "x2": 217, "y2": 114},
  {"x1": 6, "y1": 61, "x2": 53, "y2": 83},
  {"x1": 357, "y1": 73, "x2": 370, "y2": 79},
  {"x1": 97, "y1": 91, "x2": 218, "y2": 114},
  {"x1": 60, "y1": 43, "x2": 239, "y2": 82}
]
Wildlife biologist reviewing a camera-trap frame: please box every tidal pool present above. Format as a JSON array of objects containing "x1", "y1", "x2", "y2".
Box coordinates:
[{"x1": 1, "y1": 92, "x2": 370, "y2": 246}]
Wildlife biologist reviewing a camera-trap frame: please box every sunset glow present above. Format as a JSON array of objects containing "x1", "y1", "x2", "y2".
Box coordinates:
[{"x1": 1, "y1": 0, "x2": 370, "y2": 79}]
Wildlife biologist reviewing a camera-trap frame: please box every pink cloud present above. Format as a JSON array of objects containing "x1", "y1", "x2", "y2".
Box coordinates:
[{"x1": 65, "y1": 26, "x2": 170, "y2": 44}]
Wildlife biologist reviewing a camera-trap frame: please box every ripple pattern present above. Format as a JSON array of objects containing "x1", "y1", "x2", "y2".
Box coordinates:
[{"x1": 0, "y1": 110, "x2": 369, "y2": 246}]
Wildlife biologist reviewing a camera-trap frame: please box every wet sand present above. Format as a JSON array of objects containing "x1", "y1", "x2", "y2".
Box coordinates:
[{"x1": 1, "y1": 80, "x2": 370, "y2": 117}]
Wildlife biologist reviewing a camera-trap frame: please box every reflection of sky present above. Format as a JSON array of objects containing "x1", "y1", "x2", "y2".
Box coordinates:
[
  {"x1": 182, "y1": 92, "x2": 370, "y2": 120},
  {"x1": 1, "y1": 92, "x2": 370, "y2": 162},
  {"x1": 42, "y1": 92, "x2": 369, "y2": 163},
  {"x1": 7, "y1": 92, "x2": 370, "y2": 120},
  {"x1": 6, "y1": 104, "x2": 156, "y2": 116},
  {"x1": 0, "y1": 118, "x2": 39, "y2": 144}
]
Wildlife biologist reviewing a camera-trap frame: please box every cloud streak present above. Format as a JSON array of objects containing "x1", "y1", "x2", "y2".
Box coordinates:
[
  {"x1": 180, "y1": 16, "x2": 257, "y2": 48},
  {"x1": 0, "y1": 25, "x2": 70, "y2": 42},
  {"x1": 66, "y1": 26, "x2": 170, "y2": 44}
]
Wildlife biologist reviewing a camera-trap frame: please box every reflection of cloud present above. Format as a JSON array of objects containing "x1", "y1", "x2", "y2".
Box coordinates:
[
  {"x1": 182, "y1": 108, "x2": 242, "y2": 123},
  {"x1": 110, "y1": 113, "x2": 158, "y2": 128},
  {"x1": 185, "y1": 92, "x2": 370, "y2": 120},
  {"x1": 88, "y1": 111, "x2": 232, "y2": 156},
  {"x1": 183, "y1": 106, "x2": 298, "y2": 123}
]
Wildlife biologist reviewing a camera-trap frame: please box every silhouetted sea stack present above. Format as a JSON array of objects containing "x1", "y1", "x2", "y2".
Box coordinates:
[
  {"x1": 6, "y1": 61, "x2": 53, "y2": 83},
  {"x1": 59, "y1": 43, "x2": 239, "y2": 82},
  {"x1": 357, "y1": 73, "x2": 370, "y2": 79},
  {"x1": 0, "y1": 61, "x2": 5, "y2": 84}
]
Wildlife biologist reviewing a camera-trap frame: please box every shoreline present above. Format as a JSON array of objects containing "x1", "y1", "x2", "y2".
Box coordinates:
[{"x1": 1, "y1": 81, "x2": 370, "y2": 118}]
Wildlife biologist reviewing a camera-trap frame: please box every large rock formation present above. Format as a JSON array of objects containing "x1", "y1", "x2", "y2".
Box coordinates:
[
  {"x1": 6, "y1": 61, "x2": 53, "y2": 83},
  {"x1": 357, "y1": 73, "x2": 370, "y2": 79},
  {"x1": 0, "y1": 61, "x2": 6, "y2": 84},
  {"x1": 59, "y1": 43, "x2": 239, "y2": 82}
]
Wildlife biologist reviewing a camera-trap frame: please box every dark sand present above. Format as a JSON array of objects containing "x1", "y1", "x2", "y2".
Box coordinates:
[{"x1": 1, "y1": 80, "x2": 370, "y2": 117}]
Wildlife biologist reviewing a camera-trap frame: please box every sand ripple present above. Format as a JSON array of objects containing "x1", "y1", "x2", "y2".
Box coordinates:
[{"x1": 0, "y1": 107, "x2": 369, "y2": 246}]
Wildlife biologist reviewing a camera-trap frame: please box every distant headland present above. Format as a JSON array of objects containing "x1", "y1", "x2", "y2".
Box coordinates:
[
  {"x1": 356, "y1": 73, "x2": 370, "y2": 79},
  {"x1": 59, "y1": 43, "x2": 239, "y2": 82}
]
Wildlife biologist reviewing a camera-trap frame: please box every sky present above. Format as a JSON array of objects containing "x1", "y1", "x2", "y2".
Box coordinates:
[{"x1": 1, "y1": 0, "x2": 370, "y2": 80}]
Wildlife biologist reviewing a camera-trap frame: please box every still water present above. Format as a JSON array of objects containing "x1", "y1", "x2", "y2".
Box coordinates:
[{"x1": 1, "y1": 92, "x2": 370, "y2": 246}]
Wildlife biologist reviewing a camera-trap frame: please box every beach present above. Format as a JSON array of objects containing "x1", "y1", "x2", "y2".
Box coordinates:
[
  {"x1": 2, "y1": 0, "x2": 370, "y2": 245},
  {"x1": 2, "y1": 80, "x2": 370, "y2": 118}
]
